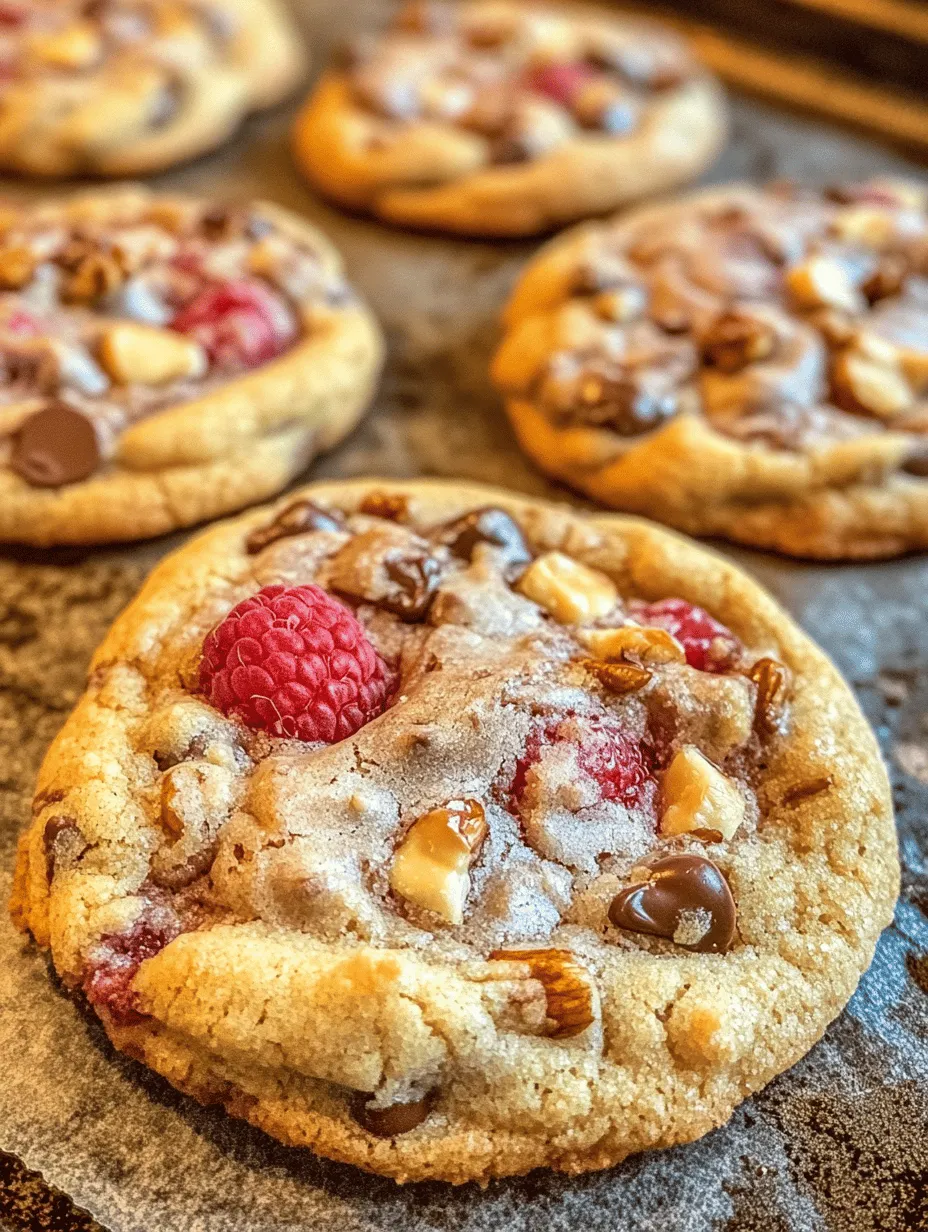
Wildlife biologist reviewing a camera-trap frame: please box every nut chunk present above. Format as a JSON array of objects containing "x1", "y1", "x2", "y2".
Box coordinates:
[
  {"x1": 390, "y1": 799, "x2": 487, "y2": 924},
  {"x1": 518, "y1": 551, "x2": 618, "y2": 623},
  {"x1": 660, "y1": 746, "x2": 745, "y2": 841},
  {"x1": 489, "y1": 948, "x2": 595, "y2": 1039},
  {"x1": 99, "y1": 323, "x2": 207, "y2": 386}
]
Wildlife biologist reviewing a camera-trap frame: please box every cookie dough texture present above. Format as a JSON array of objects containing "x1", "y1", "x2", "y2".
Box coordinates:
[
  {"x1": 0, "y1": 0, "x2": 306, "y2": 177},
  {"x1": 11, "y1": 481, "x2": 897, "y2": 1184},
  {"x1": 293, "y1": 4, "x2": 726, "y2": 237},
  {"x1": 495, "y1": 183, "x2": 928, "y2": 559},
  {"x1": 0, "y1": 195, "x2": 384, "y2": 547}
]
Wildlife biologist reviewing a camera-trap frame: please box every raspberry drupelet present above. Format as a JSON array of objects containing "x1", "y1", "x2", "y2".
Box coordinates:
[{"x1": 200, "y1": 584, "x2": 391, "y2": 743}]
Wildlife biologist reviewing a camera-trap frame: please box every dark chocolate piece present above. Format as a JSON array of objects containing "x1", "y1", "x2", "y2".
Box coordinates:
[{"x1": 609, "y1": 854, "x2": 737, "y2": 953}]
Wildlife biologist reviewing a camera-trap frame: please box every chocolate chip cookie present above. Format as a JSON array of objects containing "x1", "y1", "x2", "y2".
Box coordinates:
[
  {"x1": 494, "y1": 178, "x2": 928, "y2": 558},
  {"x1": 11, "y1": 480, "x2": 898, "y2": 1182},
  {"x1": 0, "y1": 188, "x2": 383, "y2": 545},
  {"x1": 292, "y1": 0, "x2": 726, "y2": 237},
  {"x1": 0, "y1": 0, "x2": 305, "y2": 176}
]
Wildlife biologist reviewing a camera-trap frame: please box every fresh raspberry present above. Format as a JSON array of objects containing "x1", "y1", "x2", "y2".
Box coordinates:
[
  {"x1": 83, "y1": 914, "x2": 180, "y2": 1026},
  {"x1": 171, "y1": 278, "x2": 297, "y2": 369},
  {"x1": 3, "y1": 309, "x2": 40, "y2": 335},
  {"x1": 524, "y1": 62, "x2": 596, "y2": 106},
  {"x1": 200, "y1": 584, "x2": 390, "y2": 743},
  {"x1": 511, "y1": 715, "x2": 653, "y2": 809},
  {"x1": 629, "y1": 597, "x2": 741, "y2": 673}
]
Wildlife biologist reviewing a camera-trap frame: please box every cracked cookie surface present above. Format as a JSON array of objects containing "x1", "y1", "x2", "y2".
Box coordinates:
[
  {"x1": 0, "y1": 188, "x2": 383, "y2": 545},
  {"x1": 494, "y1": 179, "x2": 928, "y2": 558},
  {"x1": 0, "y1": 0, "x2": 305, "y2": 177},
  {"x1": 292, "y1": 0, "x2": 725, "y2": 237},
  {"x1": 11, "y1": 479, "x2": 897, "y2": 1182}
]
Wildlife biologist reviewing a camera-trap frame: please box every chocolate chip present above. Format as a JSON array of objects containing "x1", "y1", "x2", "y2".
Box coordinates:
[
  {"x1": 351, "y1": 1091, "x2": 434, "y2": 1137},
  {"x1": 902, "y1": 445, "x2": 928, "y2": 478},
  {"x1": 383, "y1": 553, "x2": 442, "y2": 621},
  {"x1": 437, "y1": 506, "x2": 532, "y2": 578},
  {"x1": 245, "y1": 499, "x2": 346, "y2": 554},
  {"x1": 200, "y1": 206, "x2": 235, "y2": 239},
  {"x1": 568, "y1": 371, "x2": 679, "y2": 436},
  {"x1": 608, "y1": 854, "x2": 736, "y2": 954},
  {"x1": 43, "y1": 815, "x2": 88, "y2": 882},
  {"x1": 11, "y1": 402, "x2": 102, "y2": 488}
]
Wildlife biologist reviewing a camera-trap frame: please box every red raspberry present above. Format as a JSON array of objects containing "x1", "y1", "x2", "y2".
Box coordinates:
[
  {"x1": 171, "y1": 278, "x2": 297, "y2": 369},
  {"x1": 200, "y1": 584, "x2": 390, "y2": 743},
  {"x1": 524, "y1": 62, "x2": 596, "y2": 106},
  {"x1": 629, "y1": 597, "x2": 741, "y2": 673},
  {"x1": 83, "y1": 914, "x2": 180, "y2": 1026},
  {"x1": 3, "y1": 309, "x2": 40, "y2": 335},
  {"x1": 511, "y1": 715, "x2": 653, "y2": 809}
]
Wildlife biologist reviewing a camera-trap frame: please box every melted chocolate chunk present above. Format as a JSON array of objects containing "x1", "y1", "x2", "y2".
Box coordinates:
[
  {"x1": 901, "y1": 444, "x2": 928, "y2": 478},
  {"x1": 609, "y1": 854, "x2": 737, "y2": 953},
  {"x1": 43, "y1": 816, "x2": 88, "y2": 882},
  {"x1": 437, "y1": 506, "x2": 532, "y2": 577},
  {"x1": 245, "y1": 499, "x2": 346, "y2": 554},
  {"x1": 383, "y1": 553, "x2": 442, "y2": 621},
  {"x1": 11, "y1": 402, "x2": 102, "y2": 488},
  {"x1": 351, "y1": 1091, "x2": 434, "y2": 1137},
  {"x1": 359, "y1": 490, "x2": 409, "y2": 521},
  {"x1": 570, "y1": 370, "x2": 679, "y2": 436}
]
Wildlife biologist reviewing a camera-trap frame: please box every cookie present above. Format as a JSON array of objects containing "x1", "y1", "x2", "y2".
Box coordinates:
[
  {"x1": 494, "y1": 178, "x2": 928, "y2": 559},
  {"x1": 11, "y1": 479, "x2": 897, "y2": 1183},
  {"x1": 292, "y1": 0, "x2": 726, "y2": 237},
  {"x1": 0, "y1": 189, "x2": 383, "y2": 545},
  {"x1": 0, "y1": 0, "x2": 305, "y2": 177}
]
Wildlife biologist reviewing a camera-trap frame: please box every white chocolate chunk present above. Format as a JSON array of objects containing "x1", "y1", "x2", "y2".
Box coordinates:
[{"x1": 99, "y1": 323, "x2": 207, "y2": 386}]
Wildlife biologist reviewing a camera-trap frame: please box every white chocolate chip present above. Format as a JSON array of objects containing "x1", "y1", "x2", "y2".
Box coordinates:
[{"x1": 786, "y1": 256, "x2": 864, "y2": 315}]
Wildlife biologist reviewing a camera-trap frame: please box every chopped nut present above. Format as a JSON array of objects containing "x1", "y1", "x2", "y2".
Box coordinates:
[
  {"x1": 749, "y1": 656, "x2": 789, "y2": 736},
  {"x1": 29, "y1": 21, "x2": 101, "y2": 68},
  {"x1": 592, "y1": 284, "x2": 647, "y2": 324},
  {"x1": 583, "y1": 625, "x2": 686, "y2": 665},
  {"x1": 99, "y1": 323, "x2": 207, "y2": 386},
  {"x1": 489, "y1": 948, "x2": 594, "y2": 1039},
  {"x1": 389, "y1": 799, "x2": 487, "y2": 924},
  {"x1": 862, "y1": 254, "x2": 908, "y2": 303},
  {"x1": 829, "y1": 206, "x2": 896, "y2": 249},
  {"x1": 0, "y1": 245, "x2": 36, "y2": 290},
  {"x1": 518, "y1": 551, "x2": 618, "y2": 624},
  {"x1": 786, "y1": 256, "x2": 864, "y2": 315},
  {"x1": 63, "y1": 252, "x2": 125, "y2": 304},
  {"x1": 359, "y1": 490, "x2": 409, "y2": 520},
  {"x1": 581, "y1": 658, "x2": 652, "y2": 694},
  {"x1": 701, "y1": 310, "x2": 777, "y2": 373},
  {"x1": 831, "y1": 347, "x2": 914, "y2": 420},
  {"x1": 660, "y1": 746, "x2": 745, "y2": 841}
]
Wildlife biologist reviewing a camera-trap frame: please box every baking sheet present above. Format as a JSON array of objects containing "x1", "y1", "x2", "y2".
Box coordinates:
[{"x1": 1, "y1": 2, "x2": 928, "y2": 1228}]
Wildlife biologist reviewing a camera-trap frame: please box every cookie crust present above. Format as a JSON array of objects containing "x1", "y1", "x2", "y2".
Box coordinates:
[
  {"x1": 0, "y1": 191, "x2": 383, "y2": 546},
  {"x1": 0, "y1": 0, "x2": 306, "y2": 178},
  {"x1": 11, "y1": 480, "x2": 897, "y2": 1183},
  {"x1": 494, "y1": 182, "x2": 928, "y2": 559},
  {"x1": 292, "y1": 4, "x2": 726, "y2": 237}
]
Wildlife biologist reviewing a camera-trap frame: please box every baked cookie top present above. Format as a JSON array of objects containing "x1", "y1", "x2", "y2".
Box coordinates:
[
  {"x1": 495, "y1": 179, "x2": 928, "y2": 557},
  {"x1": 292, "y1": 0, "x2": 725, "y2": 236},
  {"x1": 12, "y1": 480, "x2": 897, "y2": 1183},
  {"x1": 0, "y1": 188, "x2": 383, "y2": 545},
  {"x1": 0, "y1": 0, "x2": 304, "y2": 176}
]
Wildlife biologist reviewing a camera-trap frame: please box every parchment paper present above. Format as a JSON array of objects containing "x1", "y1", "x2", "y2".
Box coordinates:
[{"x1": 0, "y1": 3, "x2": 927, "y2": 1228}]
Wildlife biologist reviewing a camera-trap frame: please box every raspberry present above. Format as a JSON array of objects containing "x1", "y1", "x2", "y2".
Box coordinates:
[
  {"x1": 629, "y1": 597, "x2": 741, "y2": 673},
  {"x1": 200, "y1": 584, "x2": 390, "y2": 743},
  {"x1": 3, "y1": 309, "x2": 40, "y2": 335},
  {"x1": 511, "y1": 715, "x2": 653, "y2": 809},
  {"x1": 83, "y1": 914, "x2": 180, "y2": 1026},
  {"x1": 171, "y1": 278, "x2": 297, "y2": 369},
  {"x1": 524, "y1": 62, "x2": 596, "y2": 106}
]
